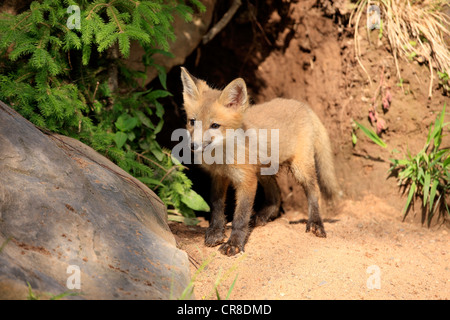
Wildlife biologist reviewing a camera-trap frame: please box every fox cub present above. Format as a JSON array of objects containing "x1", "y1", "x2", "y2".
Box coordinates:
[{"x1": 181, "y1": 67, "x2": 339, "y2": 256}]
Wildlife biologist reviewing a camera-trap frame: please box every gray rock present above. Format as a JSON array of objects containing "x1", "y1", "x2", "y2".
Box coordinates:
[{"x1": 0, "y1": 101, "x2": 190, "y2": 299}]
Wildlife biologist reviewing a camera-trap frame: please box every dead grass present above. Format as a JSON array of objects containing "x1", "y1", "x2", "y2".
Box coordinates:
[{"x1": 350, "y1": 0, "x2": 450, "y2": 97}]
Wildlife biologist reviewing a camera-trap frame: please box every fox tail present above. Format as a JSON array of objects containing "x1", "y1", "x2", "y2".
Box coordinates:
[{"x1": 314, "y1": 122, "x2": 341, "y2": 201}]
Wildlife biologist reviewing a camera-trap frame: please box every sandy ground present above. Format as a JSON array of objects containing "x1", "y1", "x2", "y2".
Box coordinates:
[{"x1": 170, "y1": 194, "x2": 449, "y2": 300}]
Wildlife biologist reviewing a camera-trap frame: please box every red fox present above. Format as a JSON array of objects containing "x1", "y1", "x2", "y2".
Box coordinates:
[{"x1": 180, "y1": 67, "x2": 339, "y2": 256}]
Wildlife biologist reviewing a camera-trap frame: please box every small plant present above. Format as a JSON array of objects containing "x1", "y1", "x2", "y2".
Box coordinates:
[
  {"x1": 353, "y1": 104, "x2": 449, "y2": 225},
  {"x1": 352, "y1": 120, "x2": 387, "y2": 148},
  {"x1": 389, "y1": 104, "x2": 449, "y2": 224},
  {"x1": 437, "y1": 70, "x2": 450, "y2": 95},
  {"x1": 0, "y1": 237, "x2": 11, "y2": 253},
  {"x1": 26, "y1": 282, "x2": 40, "y2": 300},
  {"x1": 177, "y1": 252, "x2": 243, "y2": 300},
  {"x1": 26, "y1": 281, "x2": 81, "y2": 300}
]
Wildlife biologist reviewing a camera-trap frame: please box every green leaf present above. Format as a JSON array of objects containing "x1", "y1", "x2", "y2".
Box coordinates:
[
  {"x1": 408, "y1": 51, "x2": 417, "y2": 61},
  {"x1": 0, "y1": 237, "x2": 11, "y2": 253},
  {"x1": 423, "y1": 173, "x2": 430, "y2": 206},
  {"x1": 114, "y1": 131, "x2": 127, "y2": 148},
  {"x1": 403, "y1": 181, "x2": 416, "y2": 218},
  {"x1": 150, "y1": 142, "x2": 164, "y2": 162},
  {"x1": 215, "y1": 286, "x2": 221, "y2": 300},
  {"x1": 155, "y1": 101, "x2": 164, "y2": 118},
  {"x1": 155, "y1": 65, "x2": 167, "y2": 89},
  {"x1": 352, "y1": 132, "x2": 357, "y2": 145},
  {"x1": 82, "y1": 44, "x2": 91, "y2": 65},
  {"x1": 354, "y1": 121, "x2": 387, "y2": 148},
  {"x1": 118, "y1": 32, "x2": 130, "y2": 58},
  {"x1": 392, "y1": 159, "x2": 409, "y2": 166},
  {"x1": 27, "y1": 282, "x2": 39, "y2": 300},
  {"x1": 49, "y1": 291, "x2": 80, "y2": 300},
  {"x1": 443, "y1": 156, "x2": 450, "y2": 168},
  {"x1": 145, "y1": 89, "x2": 172, "y2": 101},
  {"x1": 135, "y1": 110, "x2": 154, "y2": 129},
  {"x1": 226, "y1": 274, "x2": 238, "y2": 300},
  {"x1": 171, "y1": 153, "x2": 182, "y2": 166},
  {"x1": 433, "y1": 103, "x2": 446, "y2": 148},
  {"x1": 115, "y1": 114, "x2": 138, "y2": 132},
  {"x1": 430, "y1": 149, "x2": 448, "y2": 167},
  {"x1": 181, "y1": 189, "x2": 210, "y2": 212},
  {"x1": 168, "y1": 214, "x2": 199, "y2": 226},
  {"x1": 429, "y1": 179, "x2": 439, "y2": 212},
  {"x1": 127, "y1": 131, "x2": 136, "y2": 142},
  {"x1": 64, "y1": 32, "x2": 82, "y2": 51},
  {"x1": 138, "y1": 177, "x2": 165, "y2": 187},
  {"x1": 154, "y1": 119, "x2": 164, "y2": 134},
  {"x1": 417, "y1": 167, "x2": 425, "y2": 184},
  {"x1": 398, "y1": 166, "x2": 413, "y2": 181}
]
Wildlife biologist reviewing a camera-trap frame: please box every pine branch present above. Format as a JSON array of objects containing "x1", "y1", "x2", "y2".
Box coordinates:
[{"x1": 0, "y1": 0, "x2": 211, "y2": 220}]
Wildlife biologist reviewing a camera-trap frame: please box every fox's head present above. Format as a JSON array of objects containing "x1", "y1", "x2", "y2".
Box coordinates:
[{"x1": 180, "y1": 67, "x2": 249, "y2": 152}]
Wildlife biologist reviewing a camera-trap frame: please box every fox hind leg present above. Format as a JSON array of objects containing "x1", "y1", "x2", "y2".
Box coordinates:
[
  {"x1": 252, "y1": 175, "x2": 281, "y2": 227},
  {"x1": 304, "y1": 183, "x2": 326, "y2": 237},
  {"x1": 291, "y1": 157, "x2": 327, "y2": 238}
]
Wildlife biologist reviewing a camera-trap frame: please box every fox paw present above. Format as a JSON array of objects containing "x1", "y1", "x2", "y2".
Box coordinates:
[
  {"x1": 306, "y1": 221, "x2": 327, "y2": 238},
  {"x1": 205, "y1": 227, "x2": 225, "y2": 247},
  {"x1": 250, "y1": 215, "x2": 268, "y2": 228},
  {"x1": 251, "y1": 207, "x2": 280, "y2": 228},
  {"x1": 218, "y1": 241, "x2": 243, "y2": 256}
]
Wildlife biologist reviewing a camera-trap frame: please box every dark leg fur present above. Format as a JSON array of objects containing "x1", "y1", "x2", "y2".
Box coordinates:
[
  {"x1": 219, "y1": 179, "x2": 257, "y2": 256},
  {"x1": 304, "y1": 186, "x2": 326, "y2": 237},
  {"x1": 205, "y1": 176, "x2": 229, "y2": 247},
  {"x1": 252, "y1": 175, "x2": 281, "y2": 227},
  {"x1": 292, "y1": 161, "x2": 327, "y2": 238}
]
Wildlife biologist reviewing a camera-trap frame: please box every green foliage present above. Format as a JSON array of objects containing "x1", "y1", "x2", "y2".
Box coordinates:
[
  {"x1": 353, "y1": 120, "x2": 387, "y2": 148},
  {"x1": 26, "y1": 281, "x2": 81, "y2": 300},
  {"x1": 26, "y1": 282, "x2": 40, "y2": 300},
  {"x1": 177, "y1": 253, "x2": 243, "y2": 300},
  {"x1": 0, "y1": 0, "x2": 208, "y2": 222},
  {"x1": 437, "y1": 70, "x2": 449, "y2": 94},
  {"x1": 389, "y1": 104, "x2": 449, "y2": 224},
  {"x1": 0, "y1": 237, "x2": 11, "y2": 254}
]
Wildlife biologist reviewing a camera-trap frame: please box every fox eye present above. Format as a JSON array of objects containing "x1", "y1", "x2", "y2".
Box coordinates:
[
  {"x1": 189, "y1": 119, "x2": 195, "y2": 126},
  {"x1": 210, "y1": 123, "x2": 220, "y2": 129}
]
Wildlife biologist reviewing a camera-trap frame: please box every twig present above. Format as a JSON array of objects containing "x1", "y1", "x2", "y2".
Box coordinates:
[
  {"x1": 153, "y1": 166, "x2": 178, "y2": 191},
  {"x1": 92, "y1": 81, "x2": 100, "y2": 102},
  {"x1": 135, "y1": 151, "x2": 169, "y2": 172},
  {"x1": 202, "y1": 0, "x2": 242, "y2": 45},
  {"x1": 428, "y1": 55, "x2": 433, "y2": 99},
  {"x1": 247, "y1": 2, "x2": 272, "y2": 46},
  {"x1": 353, "y1": 0, "x2": 372, "y2": 85},
  {"x1": 393, "y1": 50, "x2": 402, "y2": 88}
]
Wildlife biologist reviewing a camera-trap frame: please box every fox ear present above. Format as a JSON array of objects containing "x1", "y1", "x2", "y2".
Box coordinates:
[
  {"x1": 180, "y1": 67, "x2": 200, "y2": 102},
  {"x1": 219, "y1": 78, "x2": 248, "y2": 110}
]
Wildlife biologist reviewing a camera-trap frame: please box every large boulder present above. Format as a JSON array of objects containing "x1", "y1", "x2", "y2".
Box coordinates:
[{"x1": 0, "y1": 101, "x2": 190, "y2": 300}]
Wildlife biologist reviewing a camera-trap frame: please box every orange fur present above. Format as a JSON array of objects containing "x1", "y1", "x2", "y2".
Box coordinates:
[{"x1": 180, "y1": 67, "x2": 339, "y2": 256}]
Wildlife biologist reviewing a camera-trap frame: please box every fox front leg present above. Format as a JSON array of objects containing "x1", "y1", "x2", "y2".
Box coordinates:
[
  {"x1": 219, "y1": 175, "x2": 257, "y2": 256},
  {"x1": 205, "y1": 175, "x2": 229, "y2": 247}
]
